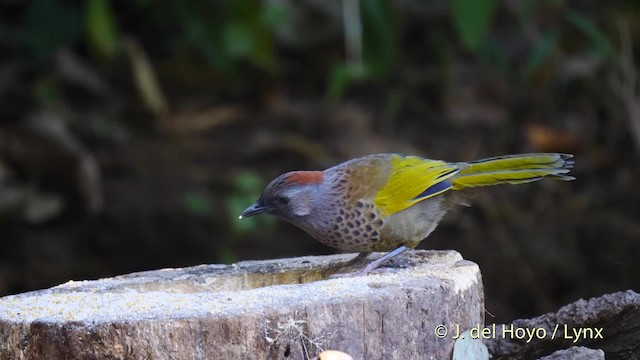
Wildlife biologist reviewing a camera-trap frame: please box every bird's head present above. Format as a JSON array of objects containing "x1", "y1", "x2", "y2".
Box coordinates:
[{"x1": 239, "y1": 171, "x2": 324, "y2": 221}]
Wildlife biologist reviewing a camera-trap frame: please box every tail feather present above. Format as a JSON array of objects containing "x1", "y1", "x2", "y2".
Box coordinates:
[{"x1": 451, "y1": 153, "x2": 574, "y2": 190}]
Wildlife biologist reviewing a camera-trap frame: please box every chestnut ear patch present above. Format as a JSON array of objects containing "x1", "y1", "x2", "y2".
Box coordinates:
[{"x1": 286, "y1": 171, "x2": 324, "y2": 185}]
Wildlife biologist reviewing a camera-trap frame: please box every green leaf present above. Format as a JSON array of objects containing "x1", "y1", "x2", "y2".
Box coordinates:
[
  {"x1": 361, "y1": 0, "x2": 398, "y2": 77},
  {"x1": 327, "y1": 63, "x2": 365, "y2": 100},
  {"x1": 217, "y1": 247, "x2": 237, "y2": 265},
  {"x1": 524, "y1": 31, "x2": 559, "y2": 79},
  {"x1": 228, "y1": 196, "x2": 260, "y2": 233},
  {"x1": 127, "y1": 39, "x2": 169, "y2": 117},
  {"x1": 181, "y1": 192, "x2": 213, "y2": 217},
  {"x1": 235, "y1": 171, "x2": 263, "y2": 193},
  {"x1": 328, "y1": 63, "x2": 350, "y2": 100},
  {"x1": 328, "y1": 0, "x2": 397, "y2": 99},
  {"x1": 451, "y1": 0, "x2": 498, "y2": 51},
  {"x1": 225, "y1": 0, "x2": 275, "y2": 70},
  {"x1": 224, "y1": 22, "x2": 255, "y2": 58},
  {"x1": 261, "y1": 3, "x2": 289, "y2": 29},
  {"x1": 228, "y1": 171, "x2": 274, "y2": 235},
  {"x1": 171, "y1": 0, "x2": 276, "y2": 73},
  {"x1": 172, "y1": 1, "x2": 231, "y2": 72},
  {"x1": 566, "y1": 10, "x2": 617, "y2": 62},
  {"x1": 85, "y1": 0, "x2": 121, "y2": 61}
]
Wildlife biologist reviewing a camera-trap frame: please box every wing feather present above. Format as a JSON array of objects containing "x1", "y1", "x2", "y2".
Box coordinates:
[{"x1": 373, "y1": 155, "x2": 458, "y2": 216}]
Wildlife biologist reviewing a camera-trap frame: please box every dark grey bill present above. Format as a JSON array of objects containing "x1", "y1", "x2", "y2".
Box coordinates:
[{"x1": 239, "y1": 202, "x2": 267, "y2": 219}]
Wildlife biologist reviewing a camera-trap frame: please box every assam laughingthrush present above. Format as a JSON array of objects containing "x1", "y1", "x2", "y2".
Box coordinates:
[{"x1": 240, "y1": 153, "x2": 574, "y2": 274}]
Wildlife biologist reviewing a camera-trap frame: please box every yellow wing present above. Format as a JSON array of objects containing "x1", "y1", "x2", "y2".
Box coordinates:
[{"x1": 373, "y1": 155, "x2": 459, "y2": 217}]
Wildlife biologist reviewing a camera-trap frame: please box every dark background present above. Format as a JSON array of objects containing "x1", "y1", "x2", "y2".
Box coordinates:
[{"x1": 0, "y1": 0, "x2": 638, "y2": 323}]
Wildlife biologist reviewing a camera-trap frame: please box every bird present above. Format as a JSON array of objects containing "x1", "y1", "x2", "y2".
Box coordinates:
[{"x1": 240, "y1": 153, "x2": 574, "y2": 275}]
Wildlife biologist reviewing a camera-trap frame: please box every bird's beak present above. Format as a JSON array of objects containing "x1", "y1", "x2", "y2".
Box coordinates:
[{"x1": 239, "y1": 202, "x2": 267, "y2": 219}]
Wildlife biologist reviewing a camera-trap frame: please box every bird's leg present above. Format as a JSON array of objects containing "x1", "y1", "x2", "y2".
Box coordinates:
[
  {"x1": 326, "y1": 252, "x2": 371, "y2": 277},
  {"x1": 355, "y1": 245, "x2": 411, "y2": 275},
  {"x1": 327, "y1": 246, "x2": 411, "y2": 278}
]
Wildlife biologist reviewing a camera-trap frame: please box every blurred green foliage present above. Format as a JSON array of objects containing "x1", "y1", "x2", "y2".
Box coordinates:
[
  {"x1": 217, "y1": 247, "x2": 238, "y2": 265},
  {"x1": 12, "y1": 0, "x2": 286, "y2": 74},
  {"x1": 181, "y1": 191, "x2": 214, "y2": 218},
  {"x1": 9, "y1": 0, "x2": 619, "y2": 96},
  {"x1": 451, "y1": 0, "x2": 498, "y2": 51},
  {"x1": 85, "y1": 0, "x2": 120, "y2": 61},
  {"x1": 2, "y1": 0, "x2": 638, "y2": 313},
  {"x1": 566, "y1": 10, "x2": 618, "y2": 62},
  {"x1": 180, "y1": 170, "x2": 268, "y2": 229},
  {"x1": 226, "y1": 171, "x2": 275, "y2": 235},
  {"x1": 170, "y1": 0, "x2": 284, "y2": 74},
  {"x1": 448, "y1": 0, "x2": 618, "y2": 79},
  {"x1": 524, "y1": 31, "x2": 559, "y2": 78},
  {"x1": 181, "y1": 171, "x2": 273, "y2": 265},
  {"x1": 1, "y1": 0, "x2": 623, "y2": 222},
  {"x1": 329, "y1": 0, "x2": 398, "y2": 99},
  {"x1": 331, "y1": 0, "x2": 618, "y2": 98}
]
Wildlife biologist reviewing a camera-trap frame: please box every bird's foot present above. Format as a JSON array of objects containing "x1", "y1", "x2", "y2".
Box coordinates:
[
  {"x1": 327, "y1": 268, "x2": 370, "y2": 279},
  {"x1": 326, "y1": 258, "x2": 390, "y2": 279},
  {"x1": 325, "y1": 246, "x2": 412, "y2": 279},
  {"x1": 341, "y1": 252, "x2": 372, "y2": 268},
  {"x1": 323, "y1": 252, "x2": 370, "y2": 278}
]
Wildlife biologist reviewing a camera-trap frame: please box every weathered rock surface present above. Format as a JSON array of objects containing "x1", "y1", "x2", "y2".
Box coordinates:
[
  {"x1": 538, "y1": 346, "x2": 605, "y2": 360},
  {"x1": 486, "y1": 290, "x2": 640, "y2": 360},
  {"x1": 0, "y1": 250, "x2": 484, "y2": 360}
]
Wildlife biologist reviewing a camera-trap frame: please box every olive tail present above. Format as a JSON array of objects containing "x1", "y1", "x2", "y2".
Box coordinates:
[{"x1": 451, "y1": 153, "x2": 574, "y2": 190}]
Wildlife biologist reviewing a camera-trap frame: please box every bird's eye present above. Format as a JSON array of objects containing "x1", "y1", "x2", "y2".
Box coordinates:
[{"x1": 277, "y1": 196, "x2": 290, "y2": 205}]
